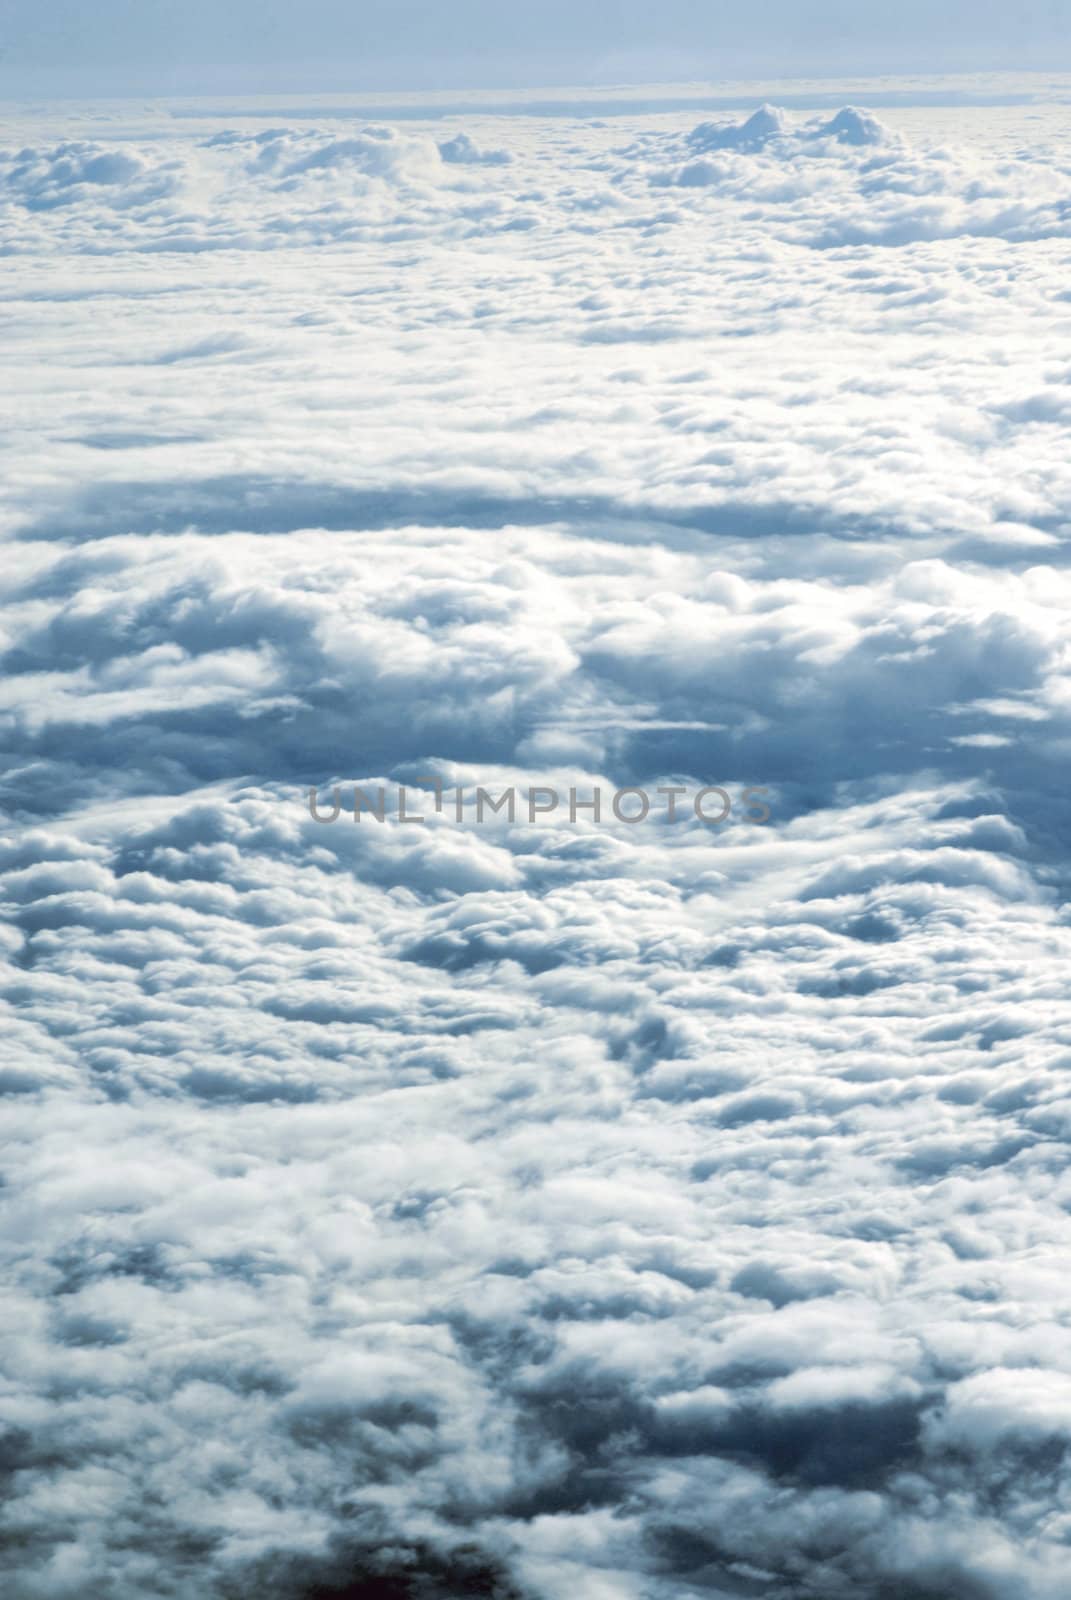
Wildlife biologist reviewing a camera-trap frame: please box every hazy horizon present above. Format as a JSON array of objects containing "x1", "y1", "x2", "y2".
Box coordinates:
[{"x1": 1, "y1": 0, "x2": 1069, "y2": 98}]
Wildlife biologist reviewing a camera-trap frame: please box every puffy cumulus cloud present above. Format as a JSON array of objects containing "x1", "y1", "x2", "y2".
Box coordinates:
[
  {"x1": 0, "y1": 139, "x2": 183, "y2": 212},
  {"x1": 818, "y1": 106, "x2": 891, "y2": 147},
  {"x1": 0, "y1": 121, "x2": 521, "y2": 254},
  {"x1": 685, "y1": 102, "x2": 894, "y2": 153},
  {"x1": 685, "y1": 102, "x2": 793, "y2": 151},
  {"x1": 4, "y1": 774, "x2": 1071, "y2": 1599},
  {"x1": 8, "y1": 119, "x2": 1070, "y2": 558},
  {"x1": 2, "y1": 525, "x2": 1071, "y2": 840},
  {"x1": 244, "y1": 124, "x2": 445, "y2": 183},
  {"x1": 438, "y1": 131, "x2": 513, "y2": 166},
  {"x1": 2, "y1": 96, "x2": 1069, "y2": 260},
  {"x1": 2, "y1": 79, "x2": 1071, "y2": 1600},
  {"x1": 645, "y1": 101, "x2": 1071, "y2": 249}
]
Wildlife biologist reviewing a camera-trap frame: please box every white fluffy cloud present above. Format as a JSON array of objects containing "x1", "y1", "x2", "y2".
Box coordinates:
[{"x1": 2, "y1": 76, "x2": 1071, "y2": 1600}]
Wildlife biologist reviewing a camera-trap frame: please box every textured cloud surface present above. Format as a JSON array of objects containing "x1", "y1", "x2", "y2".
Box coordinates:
[{"x1": 2, "y1": 79, "x2": 1071, "y2": 1600}]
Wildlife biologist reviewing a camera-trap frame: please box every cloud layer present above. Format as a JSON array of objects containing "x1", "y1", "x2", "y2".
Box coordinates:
[{"x1": 2, "y1": 82, "x2": 1071, "y2": 1600}]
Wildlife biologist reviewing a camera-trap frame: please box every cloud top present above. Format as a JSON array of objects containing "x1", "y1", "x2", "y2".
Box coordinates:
[{"x1": 2, "y1": 84, "x2": 1071, "y2": 1600}]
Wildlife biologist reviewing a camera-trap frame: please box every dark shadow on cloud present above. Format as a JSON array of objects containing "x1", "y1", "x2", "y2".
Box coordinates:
[
  {"x1": 684, "y1": 1397, "x2": 925, "y2": 1489},
  {"x1": 401, "y1": 931, "x2": 567, "y2": 974},
  {"x1": 501, "y1": 1355, "x2": 927, "y2": 1520},
  {"x1": 645, "y1": 1518, "x2": 997, "y2": 1600},
  {"x1": 50, "y1": 1240, "x2": 175, "y2": 1296},
  {"x1": 179, "y1": 1067, "x2": 323, "y2": 1104},
  {"x1": 13, "y1": 472, "x2": 913, "y2": 551},
  {"x1": 896, "y1": 1134, "x2": 1036, "y2": 1177},
  {"x1": 225, "y1": 1536, "x2": 530, "y2": 1600},
  {"x1": 730, "y1": 1261, "x2": 843, "y2": 1307}
]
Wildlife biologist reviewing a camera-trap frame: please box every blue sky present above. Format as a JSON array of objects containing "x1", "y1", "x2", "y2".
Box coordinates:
[{"x1": 2, "y1": 0, "x2": 1069, "y2": 97}]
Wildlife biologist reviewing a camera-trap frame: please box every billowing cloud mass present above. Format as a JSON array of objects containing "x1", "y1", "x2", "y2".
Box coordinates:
[{"x1": 2, "y1": 76, "x2": 1071, "y2": 1600}]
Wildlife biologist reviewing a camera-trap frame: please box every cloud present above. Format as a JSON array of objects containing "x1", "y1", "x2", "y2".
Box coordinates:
[
  {"x1": 686, "y1": 103, "x2": 790, "y2": 151},
  {"x1": 2, "y1": 79, "x2": 1071, "y2": 1600},
  {"x1": 646, "y1": 102, "x2": 1071, "y2": 248},
  {"x1": 0, "y1": 140, "x2": 182, "y2": 212},
  {"x1": 438, "y1": 131, "x2": 514, "y2": 166},
  {"x1": 247, "y1": 124, "x2": 445, "y2": 182},
  {"x1": 0, "y1": 121, "x2": 525, "y2": 254},
  {"x1": 815, "y1": 106, "x2": 892, "y2": 146}
]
